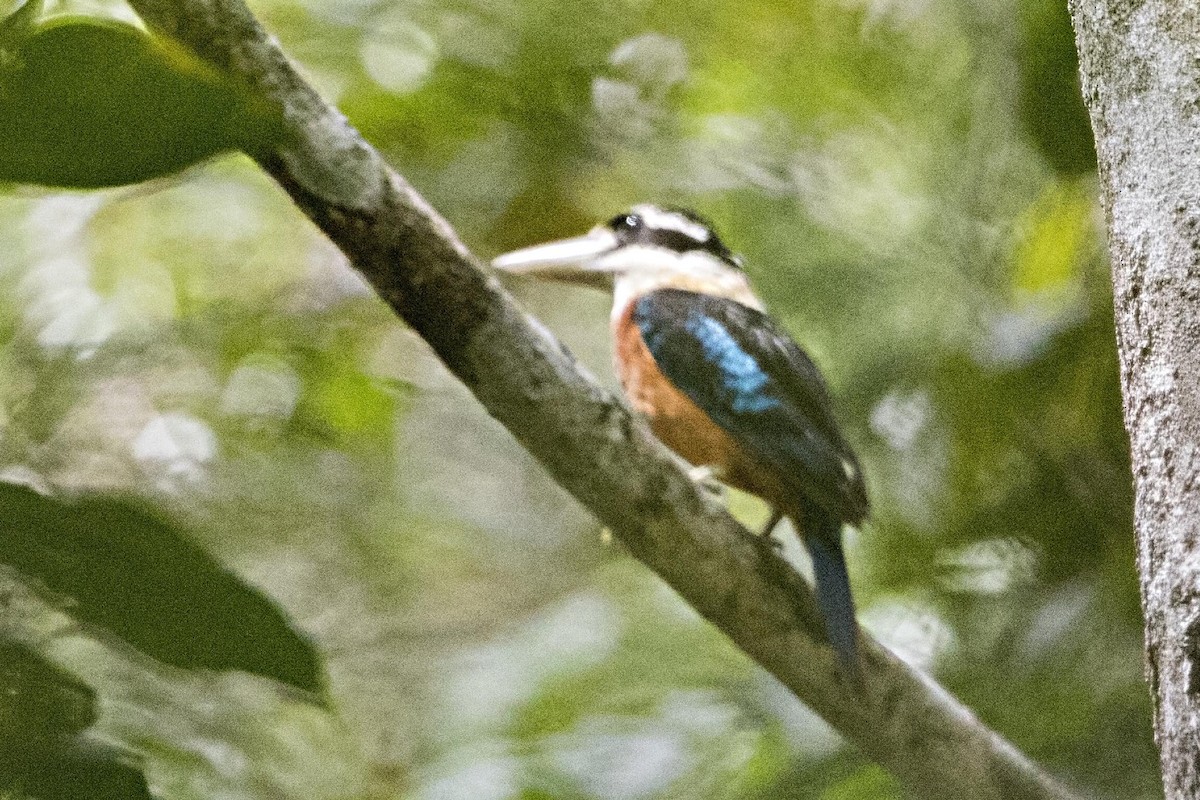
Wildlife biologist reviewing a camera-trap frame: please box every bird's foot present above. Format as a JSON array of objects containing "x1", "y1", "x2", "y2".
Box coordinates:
[
  {"x1": 688, "y1": 464, "x2": 727, "y2": 501},
  {"x1": 749, "y1": 531, "x2": 785, "y2": 554},
  {"x1": 754, "y1": 509, "x2": 786, "y2": 553},
  {"x1": 759, "y1": 509, "x2": 784, "y2": 538}
]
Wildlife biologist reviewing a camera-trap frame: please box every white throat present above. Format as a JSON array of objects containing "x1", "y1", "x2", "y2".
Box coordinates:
[{"x1": 607, "y1": 248, "x2": 764, "y2": 325}]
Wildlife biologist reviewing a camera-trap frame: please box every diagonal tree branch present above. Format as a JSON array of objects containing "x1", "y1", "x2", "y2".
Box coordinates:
[{"x1": 123, "y1": 1, "x2": 1082, "y2": 797}]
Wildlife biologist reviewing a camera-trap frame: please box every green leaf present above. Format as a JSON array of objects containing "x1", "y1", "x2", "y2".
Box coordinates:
[
  {"x1": 0, "y1": 17, "x2": 284, "y2": 188},
  {"x1": 5, "y1": 745, "x2": 153, "y2": 800},
  {"x1": 1010, "y1": 181, "x2": 1093, "y2": 305},
  {"x1": 0, "y1": 637, "x2": 153, "y2": 800},
  {"x1": 1018, "y1": 0, "x2": 1096, "y2": 174},
  {"x1": 0, "y1": 0, "x2": 43, "y2": 67},
  {"x1": 0, "y1": 638, "x2": 95, "y2": 749},
  {"x1": 308, "y1": 369, "x2": 398, "y2": 438},
  {"x1": 0, "y1": 483, "x2": 325, "y2": 698}
]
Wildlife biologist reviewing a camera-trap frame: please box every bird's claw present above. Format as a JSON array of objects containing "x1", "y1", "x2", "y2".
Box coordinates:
[
  {"x1": 745, "y1": 527, "x2": 785, "y2": 553},
  {"x1": 749, "y1": 509, "x2": 786, "y2": 553},
  {"x1": 688, "y1": 464, "x2": 727, "y2": 500},
  {"x1": 759, "y1": 509, "x2": 784, "y2": 538}
]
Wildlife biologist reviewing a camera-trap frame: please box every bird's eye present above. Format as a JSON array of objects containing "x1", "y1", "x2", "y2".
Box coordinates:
[{"x1": 609, "y1": 213, "x2": 641, "y2": 232}]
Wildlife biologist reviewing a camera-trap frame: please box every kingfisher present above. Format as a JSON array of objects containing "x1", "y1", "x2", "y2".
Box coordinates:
[{"x1": 492, "y1": 204, "x2": 869, "y2": 677}]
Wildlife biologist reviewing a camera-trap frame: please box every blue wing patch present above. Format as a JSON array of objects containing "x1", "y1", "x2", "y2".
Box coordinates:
[
  {"x1": 632, "y1": 288, "x2": 868, "y2": 525},
  {"x1": 680, "y1": 316, "x2": 782, "y2": 413}
]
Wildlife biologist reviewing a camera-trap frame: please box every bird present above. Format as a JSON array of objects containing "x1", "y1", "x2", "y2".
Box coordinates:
[{"x1": 492, "y1": 204, "x2": 869, "y2": 678}]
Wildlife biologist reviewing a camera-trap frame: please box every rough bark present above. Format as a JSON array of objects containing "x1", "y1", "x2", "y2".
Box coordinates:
[
  {"x1": 1070, "y1": 3, "x2": 1200, "y2": 797},
  {"x1": 117, "y1": 1, "x2": 1082, "y2": 797}
]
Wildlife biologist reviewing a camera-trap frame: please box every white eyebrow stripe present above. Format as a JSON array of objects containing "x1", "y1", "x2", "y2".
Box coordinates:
[{"x1": 632, "y1": 204, "x2": 712, "y2": 243}]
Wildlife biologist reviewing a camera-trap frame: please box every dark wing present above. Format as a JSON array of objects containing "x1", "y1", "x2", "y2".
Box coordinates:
[{"x1": 633, "y1": 288, "x2": 868, "y2": 524}]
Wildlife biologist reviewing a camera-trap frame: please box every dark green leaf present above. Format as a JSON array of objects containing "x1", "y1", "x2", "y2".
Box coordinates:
[
  {"x1": 0, "y1": 0, "x2": 43, "y2": 66},
  {"x1": 0, "y1": 483, "x2": 325, "y2": 697},
  {"x1": 0, "y1": 637, "x2": 152, "y2": 800},
  {"x1": 3, "y1": 741, "x2": 153, "y2": 800},
  {"x1": 0, "y1": 18, "x2": 284, "y2": 187},
  {"x1": 0, "y1": 638, "x2": 95, "y2": 749},
  {"x1": 1018, "y1": 0, "x2": 1097, "y2": 174}
]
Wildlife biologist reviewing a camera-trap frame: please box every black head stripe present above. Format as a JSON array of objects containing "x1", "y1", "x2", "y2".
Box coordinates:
[{"x1": 606, "y1": 207, "x2": 741, "y2": 268}]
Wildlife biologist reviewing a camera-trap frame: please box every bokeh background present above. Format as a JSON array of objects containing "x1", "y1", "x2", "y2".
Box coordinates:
[{"x1": 0, "y1": 0, "x2": 1154, "y2": 796}]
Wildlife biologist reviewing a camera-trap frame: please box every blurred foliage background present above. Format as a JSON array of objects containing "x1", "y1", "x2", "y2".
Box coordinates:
[{"x1": 0, "y1": 0, "x2": 1154, "y2": 797}]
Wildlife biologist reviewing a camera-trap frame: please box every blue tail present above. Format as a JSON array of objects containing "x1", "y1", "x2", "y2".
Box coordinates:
[{"x1": 798, "y1": 509, "x2": 860, "y2": 682}]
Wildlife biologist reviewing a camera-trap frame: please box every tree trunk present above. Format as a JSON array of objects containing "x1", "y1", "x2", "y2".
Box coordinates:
[{"x1": 1070, "y1": 3, "x2": 1200, "y2": 797}]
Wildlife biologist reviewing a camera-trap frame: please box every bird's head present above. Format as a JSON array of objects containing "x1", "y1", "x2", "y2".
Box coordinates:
[{"x1": 492, "y1": 204, "x2": 760, "y2": 309}]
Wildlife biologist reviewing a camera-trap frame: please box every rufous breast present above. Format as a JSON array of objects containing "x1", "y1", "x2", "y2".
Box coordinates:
[{"x1": 612, "y1": 299, "x2": 790, "y2": 506}]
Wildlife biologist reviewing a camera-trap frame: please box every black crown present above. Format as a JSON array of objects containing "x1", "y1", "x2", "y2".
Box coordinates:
[{"x1": 605, "y1": 206, "x2": 741, "y2": 269}]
